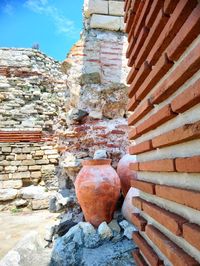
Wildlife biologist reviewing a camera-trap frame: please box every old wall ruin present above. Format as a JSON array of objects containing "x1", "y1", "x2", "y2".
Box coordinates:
[
  {"x1": 0, "y1": 48, "x2": 67, "y2": 209},
  {"x1": 0, "y1": 0, "x2": 130, "y2": 209},
  {"x1": 56, "y1": 0, "x2": 130, "y2": 185}
]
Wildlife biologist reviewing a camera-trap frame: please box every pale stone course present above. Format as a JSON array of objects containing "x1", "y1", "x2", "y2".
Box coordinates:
[
  {"x1": 90, "y1": 14, "x2": 121, "y2": 31},
  {"x1": 109, "y1": 1, "x2": 124, "y2": 16}
]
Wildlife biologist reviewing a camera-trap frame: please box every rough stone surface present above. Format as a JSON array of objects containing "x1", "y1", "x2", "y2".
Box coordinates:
[
  {"x1": 0, "y1": 188, "x2": 18, "y2": 201},
  {"x1": 90, "y1": 14, "x2": 121, "y2": 31},
  {"x1": 0, "y1": 231, "x2": 51, "y2": 266},
  {"x1": 98, "y1": 222, "x2": 113, "y2": 240},
  {"x1": 50, "y1": 221, "x2": 136, "y2": 266},
  {"x1": 119, "y1": 220, "x2": 137, "y2": 240}
]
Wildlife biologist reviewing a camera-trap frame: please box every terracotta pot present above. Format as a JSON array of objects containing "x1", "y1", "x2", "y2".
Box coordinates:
[
  {"x1": 122, "y1": 187, "x2": 139, "y2": 223},
  {"x1": 117, "y1": 154, "x2": 137, "y2": 197},
  {"x1": 75, "y1": 159, "x2": 121, "y2": 227}
]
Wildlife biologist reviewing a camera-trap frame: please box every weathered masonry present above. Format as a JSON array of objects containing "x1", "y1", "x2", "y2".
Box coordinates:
[
  {"x1": 125, "y1": 0, "x2": 200, "y2": 265},
  {"x1": 0, "y1": 49, "x2": 66, "y2": 209}
]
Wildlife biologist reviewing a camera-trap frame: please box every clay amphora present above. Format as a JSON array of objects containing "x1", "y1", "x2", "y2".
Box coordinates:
[
  {"x1": 117, "y1": 154, "x2": 137, "y2": 197},
  {"x1": 75, "y1": 159, "x2": 121, "y2": 227}
]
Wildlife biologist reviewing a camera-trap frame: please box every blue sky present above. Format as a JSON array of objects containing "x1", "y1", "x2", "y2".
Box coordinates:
[{"x1": 0, "y1": 0, "x2": 83, "y2": 61}]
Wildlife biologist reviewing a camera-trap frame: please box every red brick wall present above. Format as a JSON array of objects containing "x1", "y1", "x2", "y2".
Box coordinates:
[{"x1": 125, "y1": 0, "x2": 200, "y2": 265}]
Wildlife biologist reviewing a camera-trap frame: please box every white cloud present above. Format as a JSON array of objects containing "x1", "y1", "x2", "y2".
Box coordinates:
[{"x1": 24, "y1": 0, "x2": 78, "y2": 38}]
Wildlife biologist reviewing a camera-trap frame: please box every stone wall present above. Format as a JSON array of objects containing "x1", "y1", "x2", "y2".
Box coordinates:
[
  {"x1": 57, "y1": 0, "x2": 130, "y2": 183},
  {"x1": 0, "y1": 48, "x2": 67, "y2": 209},
  {"x1": 84, "y1": 0, "x2": 125, "y2": 31},
  {"x1": 124, "y1": 0, "x2": 200, "y2": 265},
  {"x1": 0, "y1": 0, "x2": 130, "y2": 209}
]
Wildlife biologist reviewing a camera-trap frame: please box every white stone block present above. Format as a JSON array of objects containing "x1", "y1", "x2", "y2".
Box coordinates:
[
  {"x1": 84, "y1": 0, "x2": 108, "y2": 18},
  {"x1": 90, "y1": 14, "x2": 121, "y2": 31},
  {"x1": 109, "y1": 1, "x2": 124, "y2": 16},
  {"x1": 120, "y1": 17, "x2": 125, "y2": 32}
]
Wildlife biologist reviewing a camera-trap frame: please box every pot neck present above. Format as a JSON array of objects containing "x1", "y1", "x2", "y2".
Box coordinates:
[{"x1": 82, "y1": 159, "x2": 112, "y2": 166}]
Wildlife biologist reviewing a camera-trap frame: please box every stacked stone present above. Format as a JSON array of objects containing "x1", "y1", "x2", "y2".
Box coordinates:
[
  {"x1": 0, "y1": 142, "x2": 59, "y2": 210},
  {"x1": 57, "y1": 0, "x2": 130, "y2": 184},
  {"x1": 0, "y1": 48, "x2": 68, "y2": 209},
  {"x1": 0, "y1": 48, "x2": 67, "y2": 131},
  {"x1": 124, "y1": 0, "x2": 200, "y2": 265},
  {"x1": 84, "y1": 0, "x2": 125, "y2": 31}
]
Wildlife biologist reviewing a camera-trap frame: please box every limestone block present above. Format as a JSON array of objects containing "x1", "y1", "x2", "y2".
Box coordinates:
[
  {"x1": 19, "y1": 185, "x2": 46, "y2": 199},
  {"x1": 12, "y1": 171, "x2": 31, "y2": 179},
  {"x1": 4, "y1": 165, "x2": 18, "y2": 172},
  {"x1": 35, "y1": 159, "x2": 49, "y2": 165},
  {"x1": 2, "y1": 146, "x2": 11, "y2": 153},
  {"x1": 41, "y1": 164, "x2": 55, "y2": 171},
  {"x1": 18, "y1": 166, "x2": 28, "y2": 172},
  {"x1": 1, "y1": 180, "x2": 23, "y2": 189},
  {"x1": 29, "y1": 165, "x2": 42, "y2": 171},
  {"x1": 22, "y1": 159, "x2": 35, "y2": 166},
  {"x1": 32, "y1": 199, "x2": 49, "y2": 210},
  {"x1": 0, "y1": 188, "x2": 18, "y2": 201},
  {"x1": 109, "y1": 1, "x2": 124, "y2": 16},
  {"x1": 120, "y1": 17, "x2": 125, "y2": 32},
  {"x1": 84, "y1": 0, "x2": 108, "y2": 18},
  {"x1": 44, "y1": 149, "x2": 58, "y2": 155},
  {"x1": 15, "y1": 154, "x2": 27, "y2": 160},
  {"x1": 90, "y1": 14, "x2": 121, "y2": 31},
  {"x1": 30, "y1": 171, "x2": 42, "y2": 178}
]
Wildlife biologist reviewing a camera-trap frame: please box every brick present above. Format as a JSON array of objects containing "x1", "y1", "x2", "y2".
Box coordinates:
[
  {"x1": 148, "y1": 0, "x2": 198, "y2": 66},
  {"x1": 132, "y1": 249, "x2": 148, "y2": 266},
  {"x1": 152, "y1": 121, "x2": 200, "y2": 148},
  {"x1": 127, "y1": 66, "x2": 138, "y2": 85},
  {"x1": 132, "y1": 197, "x2": 144, "y2": 210},
  {"x1": 125, "y1": 10, "x2": 136, "y2": 34},
  {"x1": 133, "y1": 232, "x2": 162, "y2": 266},
  {"x1": 131, "y1": 214, "x2": 147, "y2": 231},
  {"x1": 167, "y1": 4, "x2": 200, "y2": 61},
  {"x1": 146, "y1": 225, "x2": 199, "y2": 266},
  {"x1": 131, "y1": 179, "x2": 155, "y2": 194},
  {"x1": 155, "y1": 185, "x2": 200, "y2": 211},
  {"x1": 176, "y1": 156, "x2": 200, "y2": 173},
  {"x1": 128, "y1": 99, "x2": 153, "y2": 125},
  {"x1": 136, "y1": 54, "x2": 173, "y2": 101},
  {"x1": 133, "y1": 0, "x2": 153, "y2": 39},
  {"x1": 130, "y1": 0, "x2": 140, "y2": 13},
  {"x1": 129, "y1": 162, "x2": 139, "y2": 171},
  {"x1": 143, "y1": 201, "x2": 187, "y2": 236},
  {"x1": 128, "y1": 61, "x2": 152, "y2": 98},
  {"x1": 128, "y1": 127, "x2": 138, "y2": 140},
  {"x1": 137, "y1": 104, "x2": 176, "y2": 136},
  {"x1": 128, "y1": 26, "x2": 149, "y2": 67},
  {"x1": 129, "y1": 140, "x2": 152, "y2": 155},
  {"x1": 171, "y1": 78, "x2": 200, "y2": 113},
  {"x1": 183, "y1": 223, "x2": 200, "y2": 251},
  {"x1": 127, "y1": 95, "x2": 139, "y2": 112},
  {"x1": 163, "y1": 0, "x2": 179, "y2": 15},
  {"x1": 135, "y1": 10, "x2": 169, "y2": 69},
  {"x1": 145, "y1": 0, "x2": 164, "y2": 28},
  {"x1": 139, "y1": 159, "x2": 175, "y2": 172},
  {"x1": 128, "y1": 0, "x2": 145, "y2": 42}
]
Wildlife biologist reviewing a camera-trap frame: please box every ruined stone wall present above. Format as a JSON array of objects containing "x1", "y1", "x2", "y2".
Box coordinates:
[
  {"x1": 124, "y1": 0, "x2": 200, "y2": 265},
  {"x1": 0, "y1": 48, "x2": 67, "y2": 209},
  {"x1": 56, "y1": 0, "x2": 130, "y2": 184}
]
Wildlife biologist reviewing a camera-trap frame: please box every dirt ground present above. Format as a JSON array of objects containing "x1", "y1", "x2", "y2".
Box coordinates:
[{"x1": 0, "y1": 210, "x2": 59, "y2": 259}]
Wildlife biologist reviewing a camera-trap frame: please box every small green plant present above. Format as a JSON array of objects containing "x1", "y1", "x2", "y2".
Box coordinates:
[{"x1": 10, "y1": 207, "x2": 22, "y2": 214}]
